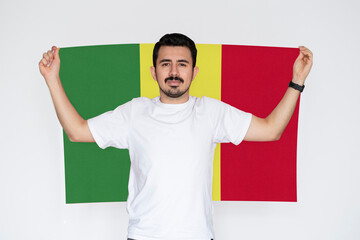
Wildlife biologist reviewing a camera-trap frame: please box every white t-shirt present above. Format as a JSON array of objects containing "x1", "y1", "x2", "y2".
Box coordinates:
[{"x1": 88, "y1": 95, "x2": 252, "y2": 240}]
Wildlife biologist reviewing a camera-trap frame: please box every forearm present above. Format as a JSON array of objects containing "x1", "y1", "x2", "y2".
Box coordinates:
[
  {"x1": 244, "y1": 46, "x2": 312, "y2": 142},
  {"x1": 265, "y1": 85, "x2": 300, "y2": 139},
  {"x1": 46, "y1": 76, "x2": 88, "y2": 141}
]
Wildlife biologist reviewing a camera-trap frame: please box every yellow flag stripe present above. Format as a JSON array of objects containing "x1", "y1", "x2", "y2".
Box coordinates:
[
  {"x1": 193, "y1": 44, "x2": 222, "y2": 201},
  {"x1": 139, "y1": 43, "x2": 222, "y2": 201},
  {"x1": 140, "y1": 43, "x2": 158, "y2": 98}
]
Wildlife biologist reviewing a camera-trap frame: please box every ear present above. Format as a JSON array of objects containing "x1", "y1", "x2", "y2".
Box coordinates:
[
  {"x1": 192, "y1": 66, "x2": 199, "y2": 81},
  {"x1": 150, "y1": 66, "x2": 157, "y2": 81}
]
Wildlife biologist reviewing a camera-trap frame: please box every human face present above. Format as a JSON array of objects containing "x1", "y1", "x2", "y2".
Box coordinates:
[{"x1": 151, "y1": 46, "x2": 199, "y2": 103}]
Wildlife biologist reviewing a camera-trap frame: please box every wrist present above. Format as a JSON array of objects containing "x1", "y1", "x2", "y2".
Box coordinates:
[
  {"x1": 291, "y1": 76, "x2": 305, "y2": 86},
  {"x1": 46, "y1": 75, "x2": 62, "y2": 88},
  {"x1": 288, "y1": 80, "x2": 305, "y2": 92}
]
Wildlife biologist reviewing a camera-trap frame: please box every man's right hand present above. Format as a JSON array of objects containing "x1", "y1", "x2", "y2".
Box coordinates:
[
  {"x1": 39, "y1": 46, "x2": 60, "y2": 82},
  {"x1": 39, "y1": 46, "x2": 95, "y2": 143}
]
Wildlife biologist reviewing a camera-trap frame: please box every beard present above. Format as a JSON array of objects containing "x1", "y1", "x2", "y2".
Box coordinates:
[
  {"x1": 155, "y1": 68, "x2": 194, "y2": 98},
  {"x1": 158, "y1": 76, "x2": 191, "y2": 98},
  {"x1": 159, "y1": 84, "x2": 191, "y2": 98}
]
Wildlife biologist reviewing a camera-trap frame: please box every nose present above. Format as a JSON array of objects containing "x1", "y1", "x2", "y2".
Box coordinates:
[{"x1": 170, "y1": 64, "x2": 179, "y2": 76}]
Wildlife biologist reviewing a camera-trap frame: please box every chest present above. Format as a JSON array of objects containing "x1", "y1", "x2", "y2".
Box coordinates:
[{"x1": 129, "y1": 114, "x2": 214, "y2": 166}]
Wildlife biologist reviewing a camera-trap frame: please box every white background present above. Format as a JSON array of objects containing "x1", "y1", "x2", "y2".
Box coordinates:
[{"x1": 1, "y1": 0, "x2": 359, "y2": 239}]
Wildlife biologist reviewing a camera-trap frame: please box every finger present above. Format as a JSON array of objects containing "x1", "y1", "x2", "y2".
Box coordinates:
[
  {"x1": 299, "y1": 49, "x2": 313, "y2": 62},
  {"x1": 299, "y1": 46, "x2": 311, "y2": 56},
  {"x1": 296, "y1": 49, "x2": 304, "y2": 60},
  {"x1": 299, "y1": 46, "x2": 313, "y2": 56},
  {"x1": 41, "y1": 57, "x2": 48, "y2": 66},
  {"x1": 299, "y1": 45, "x2": 309, "y2": 50},
  {"x1": 52, "y1": 46, "x2": 60, "y2": 60},
  {"x1": 302, "y1": 50, "x2": 313, "y2": 62},
  {"x1": 43, "y1": 52, "x2": 50, "y2": 62},
  {"x1": 306, "y1": 50, "x2": 313, "y2": 58},
  {"x1": 300, "y1": 47, "x2": 311, "y2": 54},
  {"x1": 51, "y1": 46, "x2": 60, "y2": 58},
  {"x1": 301, "y1": 46, "x2": 311, "y2": 52},
  {"x1": 39, "y1": 60, "x2": 45, "y2": 67},
  {"x1": 47, "y1": 49, "x2": 54, "y2": 60}
]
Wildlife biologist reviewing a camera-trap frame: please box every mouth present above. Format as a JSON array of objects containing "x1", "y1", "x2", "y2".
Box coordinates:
[
  {"x1": 165, "y1": 76, "x2": 184, "y2": 87},
  {"x1": 167, "y1": 80, "x2": 182, "y2": 87}
]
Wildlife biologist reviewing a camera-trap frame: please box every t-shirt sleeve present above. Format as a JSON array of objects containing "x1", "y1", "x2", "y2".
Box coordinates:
[
  {"x1": 211, "y1": 99, "x2": 252, "y2": 145},
  {"x1": 87, "y1": 101, "x2": 132, "y2": 149}
]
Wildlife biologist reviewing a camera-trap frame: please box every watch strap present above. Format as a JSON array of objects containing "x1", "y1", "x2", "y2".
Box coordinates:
[{"x1": 289, "y1": 81, "x2": 305, "y2": 92}]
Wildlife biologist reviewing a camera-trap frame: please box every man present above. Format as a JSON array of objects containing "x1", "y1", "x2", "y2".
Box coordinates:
[{"x1": 39, "y1": 33, "x2": 313, "y2": 240}]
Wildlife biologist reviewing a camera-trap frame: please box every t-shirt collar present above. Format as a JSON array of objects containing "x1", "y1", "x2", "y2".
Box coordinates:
[{"x1": 154, "y1": 95, "x2": 195, "y2": 109}]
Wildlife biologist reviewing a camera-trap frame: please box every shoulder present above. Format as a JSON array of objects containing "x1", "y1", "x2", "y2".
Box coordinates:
[
  {"x1": 195, "y1": 96, "x2": 250, "y2": 119},
  {"x1": 194, "y1": 96, "x2": 228, "y2": 109},
  {"x1": 194, "y1": 95, "x2": 219, "y2": 104},
  {"x1": 110, "y1": 97, "x2": 151, "y2": 113},
  {"x1": 118, "y1": 96, "x2": 153, "y2": 108},
  {"x1": 130, "y1": 96, "x2": 153, "y2": 105},
  {"x1": 121, "y1": 97, "x2": 156, "y2": 115}
]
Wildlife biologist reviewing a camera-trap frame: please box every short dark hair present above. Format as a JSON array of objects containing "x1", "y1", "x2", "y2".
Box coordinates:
[{"x1": 153, "y1": 33, "x2": 197, "y2": 68}]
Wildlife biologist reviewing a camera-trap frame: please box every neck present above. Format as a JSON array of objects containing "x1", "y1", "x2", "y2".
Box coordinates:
[{"x1": 159, "y1": 92, "x2": 190, "y2": 104}]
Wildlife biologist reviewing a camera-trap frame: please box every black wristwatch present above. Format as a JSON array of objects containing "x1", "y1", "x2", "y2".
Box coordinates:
[{"x1": 289, "y1": 81, "x2": 305, "y2": 92}]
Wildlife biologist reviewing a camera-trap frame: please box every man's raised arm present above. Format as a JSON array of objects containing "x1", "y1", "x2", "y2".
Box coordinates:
[
  {"x1": 39, "y1": 46, "x2": 95, "y2": 142},
  {"x1": 244, "y1": 46, "x2": 313, "y2": 142}
]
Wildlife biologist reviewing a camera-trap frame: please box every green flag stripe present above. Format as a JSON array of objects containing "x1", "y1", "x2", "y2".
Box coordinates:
[{"x1": 60, "y1": 44, "x2": 140, "y2": 203}]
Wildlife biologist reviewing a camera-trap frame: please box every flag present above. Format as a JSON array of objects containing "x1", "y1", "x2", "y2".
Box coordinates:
[{"x1": 59, "y1": 43, "x2": 299, "y2": 203}]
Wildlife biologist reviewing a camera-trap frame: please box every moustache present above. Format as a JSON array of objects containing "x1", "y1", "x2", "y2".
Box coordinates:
[{"x1": 165, "y1": 76, "x2": 184, "y2": 83}]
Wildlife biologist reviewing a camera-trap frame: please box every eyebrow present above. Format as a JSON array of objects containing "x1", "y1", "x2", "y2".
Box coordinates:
[
  {"x1": 178, "y1": 59, "x2": 189, "y2": 64},
  {"x1": 159, "y1": 59, "x2": 190, "y2": 64}
]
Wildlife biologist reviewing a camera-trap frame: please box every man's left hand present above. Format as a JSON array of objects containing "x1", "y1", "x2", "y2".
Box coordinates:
[{"x1": 292, "y1": 46, "x2": 313, "y2": 85}]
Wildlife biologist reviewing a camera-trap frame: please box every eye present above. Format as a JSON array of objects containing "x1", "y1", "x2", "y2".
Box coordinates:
[
  {"x1": 161, "y1": 63, "x2": 169, "y2": 67},
  {"x1": 179, "y1": 63, "x2": 187, "y2": 67}
]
